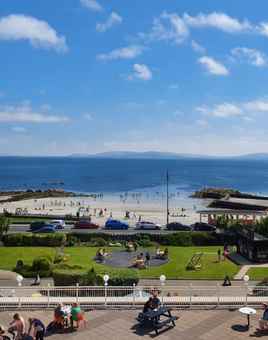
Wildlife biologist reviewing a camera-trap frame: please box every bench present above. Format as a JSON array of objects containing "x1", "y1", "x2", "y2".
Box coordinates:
[{"x1": 137, "y1": 307, "x2": 177, "y2": 335}]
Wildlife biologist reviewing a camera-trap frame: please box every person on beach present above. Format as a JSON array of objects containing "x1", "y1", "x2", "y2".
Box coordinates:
[{"x1": 28, "y1": 318, "x2": 45, "y2": 340}]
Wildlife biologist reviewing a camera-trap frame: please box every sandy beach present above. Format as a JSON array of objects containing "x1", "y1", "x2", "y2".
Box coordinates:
[{"x1": 0, "y1": 193, "x2": 208, "y2": 226}]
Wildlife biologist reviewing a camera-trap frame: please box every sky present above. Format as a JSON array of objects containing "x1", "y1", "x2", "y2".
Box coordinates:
[{"x1": 1, "y1": 0, "x2": 268, "y2": 156}]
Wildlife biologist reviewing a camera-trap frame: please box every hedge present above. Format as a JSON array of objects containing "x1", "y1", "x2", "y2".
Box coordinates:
[
  {"x1": 52, "y1": 266, "x2": 139, "y2": 286},
  {"x1": 67, "y1": 231, "x2": 223, "y2": 246},
  {"x1": 3, "y1": 233, "x2": 66, "y2": 246},
  {"x1": 97, "y1": 268, "x2": 139, "y2": 286},
  {"x1": 3, "y1": 231, "x2": 233, "y2": 247}
]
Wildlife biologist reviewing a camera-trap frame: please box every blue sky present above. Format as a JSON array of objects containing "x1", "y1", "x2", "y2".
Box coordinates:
[{"x1": 1, "y1": 0, "x2": 268, "y2": 155}]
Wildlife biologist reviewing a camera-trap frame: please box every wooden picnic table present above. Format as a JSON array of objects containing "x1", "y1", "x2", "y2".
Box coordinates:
[{"x1": 137, "y1": 306, "x2": 177, "y2": 334}]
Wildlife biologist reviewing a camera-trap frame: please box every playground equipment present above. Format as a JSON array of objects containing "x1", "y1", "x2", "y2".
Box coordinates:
[{"x1": 186, "y1": 252, "x2": 203, "y2": 270}]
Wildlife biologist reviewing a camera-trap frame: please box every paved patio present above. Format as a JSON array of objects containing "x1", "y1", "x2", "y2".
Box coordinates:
[{"x1": 0, "y1": 309, "x2": 267, "y2": 339}]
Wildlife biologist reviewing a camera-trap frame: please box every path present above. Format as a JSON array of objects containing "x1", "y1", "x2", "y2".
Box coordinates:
[
  {"x1": 234, "y1": 263, "x2": 268, "y2": 280},
  {"x1": 0, "y1": 309, "x2": 265, "y2": 339}
]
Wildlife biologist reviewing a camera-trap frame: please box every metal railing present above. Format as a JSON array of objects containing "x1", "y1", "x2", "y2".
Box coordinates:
[{"x1": 0, "y1": 284, "x2": 267, "y2": 310}]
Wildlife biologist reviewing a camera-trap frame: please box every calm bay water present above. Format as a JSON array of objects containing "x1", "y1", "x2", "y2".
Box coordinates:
[{"x1": 0, "y1": 156, "x2": 268, "y2": 195}]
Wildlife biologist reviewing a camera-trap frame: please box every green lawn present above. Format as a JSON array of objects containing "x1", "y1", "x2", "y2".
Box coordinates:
[
  {"x1": 0, "y1": 246, "x2": 239, "y2": 279},
  {"x1": 247, "y1": 268, "x2": 268, "y2": 281}
]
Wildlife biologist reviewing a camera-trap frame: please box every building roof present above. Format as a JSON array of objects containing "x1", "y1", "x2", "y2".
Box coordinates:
[{"x1": 197, "y1": 209, "x2": 267, "y2": 215}]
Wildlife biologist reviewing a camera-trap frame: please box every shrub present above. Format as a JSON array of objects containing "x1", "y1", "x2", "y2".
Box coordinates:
[
  {"x1": 67, "y1": 233, "x2": 111, "y2": 243},
  {"x1": 163, "y1": 232, "x2": 192, "y2": 246},
  {"x1": 191, "y1": 232, "x2": 218, "y2": 246},
  {"x1": 97, "y1": 268, "x2": 139, "y2": 286},
  {"x1": 32, "y1": 257, "x2": 51, "y2": 272},
  {"x1": 89, "y1": 237, "x2": 107, "y2": 247},
  {"x1": 52, "y1": 265, "x2": 96, "y2": 286},
  {"x1": 3, "y1": 233, "x2": 66, "y2": 247}
]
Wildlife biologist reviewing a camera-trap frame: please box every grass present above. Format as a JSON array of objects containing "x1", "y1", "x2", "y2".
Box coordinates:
[
  {"x1": 247, "y1": 268, "x2": 268, "y2": 281},
  {"x1": 0, "y1": 246, "x2": 239, "y2": 280}
]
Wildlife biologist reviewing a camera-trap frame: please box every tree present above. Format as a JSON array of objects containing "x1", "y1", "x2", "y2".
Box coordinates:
[{"x1": 0, "y1": 216, "x2": 9, "y2": 239}]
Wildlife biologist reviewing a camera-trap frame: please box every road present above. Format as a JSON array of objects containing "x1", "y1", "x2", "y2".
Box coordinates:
[{"x1": 8, "y1": 224, "x2": 176, "y2": 235}]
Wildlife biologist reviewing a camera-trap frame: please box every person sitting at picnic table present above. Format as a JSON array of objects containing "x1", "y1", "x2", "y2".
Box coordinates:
[
  {"x1": 70, "y1": 303, "x2": 85, "y2": 329},
  {"x1": 258, "y1": 303, "x2": 268, "y2": 330},
  {"x1": 143, "y1": 297, "x2": 153, "y2": 313},
  {"x1": 0, "y1": 326, "x2": 9, "y2": 340},
  {"x1": 53, "y1": 303, "x2": 65, "y2": 327},
  {"x1": 28, "y1": 318, "x2": 45, "y2": 340},
  {"x1": 8, "y1": 313, "x2": 26, "y2": 340}
]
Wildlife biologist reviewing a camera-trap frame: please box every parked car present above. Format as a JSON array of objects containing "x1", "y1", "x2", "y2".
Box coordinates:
[
  {"x1": 191, "y1": 222, "x2": 216, "y2": 232},
  {"x1": 51, "y1": 219, "x2": 66, "y2": 229},
  {"x1": 104, "y1": 219, "x2": 129, "y2": 230},
  {"x1": 30, "y1": 221, "x2": 56, "y2": 233},
  {"x1": 135, "y1": 221, "x2": 161, "y2": 230},
  {"x1": 166, "y1": 222, "x2": 192, "y2": 231},
  {"x1": 30, "y1": 221, "x2": 50, "y2": 231},
  {"x1": 74, "y1": 219, "x2": 100, "y2": 229}
]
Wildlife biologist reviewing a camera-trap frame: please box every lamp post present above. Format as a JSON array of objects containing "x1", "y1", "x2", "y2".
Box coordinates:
[
  {"x1": 16, "y1": 274, "x2": 23, "y2": 287},
  {"x1": 103, "y1": 274, "x2": 109, "y2": 306},
  {"x1": 243, "y1": 274, "x2": 249, "y2": 305},
  {"x1": 160, "y1": 274, "x2": 166, "y2": 304}
]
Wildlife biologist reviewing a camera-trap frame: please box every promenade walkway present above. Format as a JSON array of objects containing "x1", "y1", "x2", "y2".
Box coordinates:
[{"x1": 0, "y1": 309, "x2": 265, "y2": 339}]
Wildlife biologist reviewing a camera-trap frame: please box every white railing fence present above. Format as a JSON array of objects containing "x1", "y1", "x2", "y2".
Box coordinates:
[{"x1": 0, "y1": 284, "x2": 267, "y2": 310}]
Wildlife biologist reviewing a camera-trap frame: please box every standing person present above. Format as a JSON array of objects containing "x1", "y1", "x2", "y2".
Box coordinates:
[
  {"x1": 145, "y1": 252, "x2": 151, "y2": 266},
  {"x1": 8, "y1": 313, "x2": 25, "y2": 340},
  {"x1": 217, "y1": 249, "x2": 221, "y2": 262},
  {"x1": 28, "y1": 318, "x2": 45, "y2": 340}
]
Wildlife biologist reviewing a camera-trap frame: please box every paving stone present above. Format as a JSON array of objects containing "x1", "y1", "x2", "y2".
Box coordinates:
[{"x1": 0, "y1": 309, "x2": 264, "y2": 339}]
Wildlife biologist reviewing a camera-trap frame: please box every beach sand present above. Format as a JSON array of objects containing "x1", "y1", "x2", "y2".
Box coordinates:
[{"x1": 0, "y1": 193, "x2": 209, "y2": 226}]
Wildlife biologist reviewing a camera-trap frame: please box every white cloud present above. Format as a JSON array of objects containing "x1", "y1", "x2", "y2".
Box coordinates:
[
  {"x1": 129, "y1": 64, "x2": 152, "y2": 81},
  {"x1": 198, "y1": 103, "x2": 242, "y2": 117},
  {"x1": 0, "y1": 14, "x2": 67, "y2": 52},
  {"x1": 258, "y1": 22, "x2": 268, "y2": 37},
  {"x1": 244, "y1": 100, "x2": 268, "y2": 112},
  {"x1": 141, "y1": 12, "x2": 189, "y2": 44},
  {"x1": 96, "y1": 12, "x2": 122, "y2": 32},
  {"x1": 191, "y1": 40, "x2": 206, "y2": 54},
  {"x1": 231, "y1": 47, "x2": 267, "y2": 67},
  {"x1": 11, "y1": 126, "x2": 27, "y2": 133},
  {"x1": 184, "y1": 12, "x2": 252, "y2": 33},
  {"x1": 80, "y1": 0, "x2": 103, "y2": 12},
  {"x1": 197, "y1": 98, "x2": 268, "y2": 119},
  {"x1": 0, "y1": 103, "x2": 69, "y2": 123},
  {"x1": 198, "y1": 56, "x2": 229, "y2": 76},
  {"x1": 169, "y1": 83, "x2": 179, "y2": 89},
  {"x1": 97, "y1": 45, "x2": 144, "y2": 61},
  {"x1": 84, "y1": 113, "x2": 93, "y2": 120}
]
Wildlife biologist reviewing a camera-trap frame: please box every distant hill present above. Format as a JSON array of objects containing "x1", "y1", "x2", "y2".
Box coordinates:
[
  {"x1": 235, "y1": 153, "x2": 268, "y2": 160},
  {"x1": 69, "y1": 151, "x2": 268, "y2": 160},
  {"x1": 69, "y1": 151, "x2": 217, "y2": 159}
]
